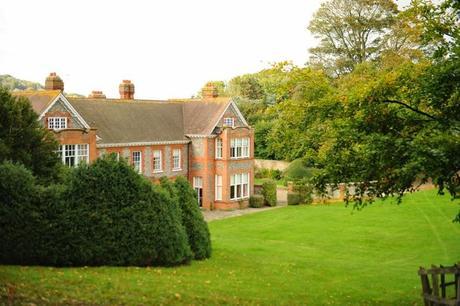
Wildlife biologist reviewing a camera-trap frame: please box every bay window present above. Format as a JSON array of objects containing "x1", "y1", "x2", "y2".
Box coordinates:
[
  {"x1": 230, "y1": 173, "x2": 250, "y2": 200},
  {"x1": 230, "y1": 137, "x2": 250, "y2": 158},
  {"x1": 56, "y1": 144, "x2": 89, "y2": 167}
]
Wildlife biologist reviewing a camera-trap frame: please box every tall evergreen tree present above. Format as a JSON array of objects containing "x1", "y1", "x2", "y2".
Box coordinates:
[{"x1": 0, "y1": 87, "x2": 60, "y2": 183}]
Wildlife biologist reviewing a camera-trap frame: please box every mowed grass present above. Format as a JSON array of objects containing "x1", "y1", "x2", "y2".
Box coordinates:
[{"x1": 1, "y1": 190, "x2": 459, "y2": 305}]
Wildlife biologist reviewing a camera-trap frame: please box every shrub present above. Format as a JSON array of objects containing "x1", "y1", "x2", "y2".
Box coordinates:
[
  {"x1": 255, "y1": 168, "x2": 282, "y2": 180},
  {"x1": 0, "y1": 162, "x2": 38, "y2": 264},
  {"x1": 0, "y1": 156, "x2": 195, "y2": 267},
  {"x1": 262, "y1": 179, "x2": 277, "y2": 207},
  {"x1": 62, "y1": 156, "x2": 192, "y2": 266},
  {"x1": 249, "y1": 194, "x2": 265, "y2": 208},
  {"x1": 283, "y1": 159, "x2": 318, "y2": 180},
  {"x1": 293, "y1": 178, "x2": 314, "y2": 204},
  {"x1": 147, "y1": 185, "x2": 193, "y2": 266},
  {"x1": 0, "y1": 162, "x2": 67, "y2": 265},
  {"x1": 287, "y1": 192, "x2": 302, "y2": 205},
  {"x1": 173, "y1": 177, "x2": 212, "y2": 260}
]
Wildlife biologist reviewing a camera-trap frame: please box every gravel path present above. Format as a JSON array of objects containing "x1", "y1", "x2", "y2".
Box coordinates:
[{"x1": 202, "y1": 204, "x2": 285, "y2": 222}]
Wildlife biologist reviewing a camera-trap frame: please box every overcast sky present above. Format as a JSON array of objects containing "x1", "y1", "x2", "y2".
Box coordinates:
[{"x1": 0, "y1": 0, "x2": 411, "y2": 99}]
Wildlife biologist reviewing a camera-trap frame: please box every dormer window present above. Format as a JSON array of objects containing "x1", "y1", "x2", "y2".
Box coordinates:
[
  {"x1": 48, "y1": 117, "x2": 67, "y2": 130},
  {"x1": 223, "y1": 117, "x2": 234, "y2": 128}
]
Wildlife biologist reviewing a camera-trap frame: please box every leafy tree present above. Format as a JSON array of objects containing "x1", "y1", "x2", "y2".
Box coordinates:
[
  {"x1": 267, "y1": 68, "x2": 333, "y2": 160},
  {"x1": 227, "y1": 75, "x2": 264, "y2": 100},
  {"x1": 308, "y1": 0, "x2": 398, "y2": 75},
  {"x1": 0, "y1": 87, "x2": 61, "y2": 183}
]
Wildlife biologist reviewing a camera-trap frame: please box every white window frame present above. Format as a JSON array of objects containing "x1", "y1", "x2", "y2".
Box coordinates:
[
  {"x1": 48, "y1": 117, "x2": 67, "y2": 130},
  {"x1": 132, "y1": 151, "x2": 142, "y2": 174},
  {"x1": 215, "y1": 138, "x2": 223, "y2": 159},
  {"x1": 223, "y1": 117, "x2": 235, "y2": 127},
  {"x1": 230, "y1": 173, "x2": 250, "y2": 200},
  {"x1": 153, "y1": 150, "x2": 162, "y2": 173},
  {"x1": 230, "y1": 137, "x2": 250, "y2": 159},
  {"x1": 172, "y1": 148, "x2": 181, "y2": 171},
  {"x1": 193, "y1": 176, "x2": 203, "y2": 206},
  {"x1": 215, "y1": 175, "x2": 222, "y2": 201},
  {"x1": 56, "y1": 144, "x2": 89, "y2": 167}
]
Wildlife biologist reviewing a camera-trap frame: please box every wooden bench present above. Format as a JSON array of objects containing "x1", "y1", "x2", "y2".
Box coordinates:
[{"x1": 418, "y1": 264, "x2": 460, "y2": 306}]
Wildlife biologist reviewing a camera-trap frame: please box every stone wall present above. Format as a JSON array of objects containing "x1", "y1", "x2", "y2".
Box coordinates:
[{"x1": 255, "y1": 159, "x2": 290, "y2": 171}]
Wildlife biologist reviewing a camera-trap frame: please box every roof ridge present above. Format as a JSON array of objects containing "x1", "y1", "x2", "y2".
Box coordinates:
[{"x1": 13, "y1": 89, "x2": 61, "y2": 96}]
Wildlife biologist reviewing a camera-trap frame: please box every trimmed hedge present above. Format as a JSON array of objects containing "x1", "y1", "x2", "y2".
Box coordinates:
[
  {"x1": 173, "y1": 177, "x2": 212, "y2": 260},
  {"x1": 62, "y1": 157, "x2": 192, "y2": 266},
  {"x1": 249, "y1": 194, "x2": 265, "y2": 208},
  {"x1": 0, "y1": 157, "x2": 195, "y2": 267},
  {"x1": 287, "y1": 192, "x2": 302, "y2": 205},
  {"x1": 262, "y1": 179, "x2": 277, "y2": 207}
]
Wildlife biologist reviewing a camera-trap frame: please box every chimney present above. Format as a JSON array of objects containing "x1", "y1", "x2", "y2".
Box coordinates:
[
  {"x1": 88, "y1": 90, "x2": 106, "y2": 99},
  {"x1": 119, "y1": 80, "x2": 135, "y2": 99},
  {"x1": 202, "y1": 82, "x2": 218, "y2": 98},
  {"x1": 45, "y1": 72, "x2": 64, "y2": 91}
]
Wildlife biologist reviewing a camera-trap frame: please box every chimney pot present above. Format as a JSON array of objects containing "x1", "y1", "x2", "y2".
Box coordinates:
[
  {"x1": 202, "y1": 82, "x2": 218, "y2": 98},
  {"x1": 88, "y1": 90, "x2": 106, "y2": 99},
  {"x1": 119, "y1": 80, "x2": 135, "y2": 99},
  {"x1": 45, "y1": 72, "x2": 64, "y2": 91}
]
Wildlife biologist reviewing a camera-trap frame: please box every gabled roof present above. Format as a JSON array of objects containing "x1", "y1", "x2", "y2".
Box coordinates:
[
  {"x1": 12, "y1": 90, "x2": 61, "y2": 114},
  {"x1": 69, "y1": 98, "x2": 188, "y2": 144},
  {"x1": 170, "y1": 97, "x2": 232, "y2": 135},
  {"x1": 18, "y1": 90, "x2": 249, "y2": 145}
]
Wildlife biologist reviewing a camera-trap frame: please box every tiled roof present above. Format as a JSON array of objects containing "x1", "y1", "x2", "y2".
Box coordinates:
[
  {"x1": 170, "y1": 97, "x2": 231, "y2": 135},
  {"x1": 12, "y1": 90, "x2": 61, "y2": 114},
  {"x1": 18, "y1": 90, "x2": 236, "y2": 144},
  {"x1": 69, "y1": 98, "x2": 189, "y2": 144}
]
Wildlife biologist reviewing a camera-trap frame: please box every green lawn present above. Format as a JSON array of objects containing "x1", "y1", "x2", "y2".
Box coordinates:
[{"x1": 1, "y1": 190, "x2": 459, "y2": 305}]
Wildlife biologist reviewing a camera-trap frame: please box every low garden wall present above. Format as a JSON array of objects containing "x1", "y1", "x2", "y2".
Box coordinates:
[{"x1": 254, "y1": 159, "x2": 290, "y2": 171}]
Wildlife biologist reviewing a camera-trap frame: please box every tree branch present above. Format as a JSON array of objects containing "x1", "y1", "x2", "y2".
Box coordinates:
[
  {"x1": 382, "y1": 99, "x2": 439, "y2": 121},
  {"x1": 383, "y1": 99, "x2": 460, "y2": 132}
]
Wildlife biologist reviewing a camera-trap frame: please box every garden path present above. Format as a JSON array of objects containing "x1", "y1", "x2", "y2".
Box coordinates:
[{"x1": 202, "y1": 204, "x2": 285, "y2": 222}]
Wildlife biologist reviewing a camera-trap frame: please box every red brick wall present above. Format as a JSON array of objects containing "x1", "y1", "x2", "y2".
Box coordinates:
[{"x1": 53, "y1": 129, "x2": 98, "y2": 162}]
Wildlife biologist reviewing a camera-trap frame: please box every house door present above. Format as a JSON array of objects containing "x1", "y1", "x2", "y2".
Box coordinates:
[{"x1": 193, "y1": 176, "x2": 203, "y2": 207}]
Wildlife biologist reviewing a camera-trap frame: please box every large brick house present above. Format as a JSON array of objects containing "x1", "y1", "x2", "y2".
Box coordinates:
[{"x1": 15, "y1": 73, "x2": 254, "y2": 210}]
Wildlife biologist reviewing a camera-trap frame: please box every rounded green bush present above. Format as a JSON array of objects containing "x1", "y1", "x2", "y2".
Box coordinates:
[
  {"x1": 173, "y1": 177, "x2": 212, "y2": 260},
  {"x1": 249, "y1": 194, "x2": 265, "y2": 208},
  {"x1": 63, "y1": 156, "x2": 192, "y2": 266},
  {"x1": 262, "y1": 179, "x2": 277, "y2": 207},
  {"x1": 283, "y1": 159, "x2": 318, "y2": 180},
  {"x1": 0, "y1": 156, "x2": 194, "y2": 267},
  {"x1": 287, "y1": 192, "x2": 301, "y2": 205}
]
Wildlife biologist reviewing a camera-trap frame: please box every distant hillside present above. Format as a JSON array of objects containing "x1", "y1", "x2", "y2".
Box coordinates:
[
  {"x1": 0, "y1": 74, "x2": 43, "y2": 91},
  {"x1": 0, "y1": 74, "x2": 85, "y2": 98}
]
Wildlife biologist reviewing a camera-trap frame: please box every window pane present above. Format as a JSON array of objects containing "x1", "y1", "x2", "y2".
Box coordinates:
[
  {"x1": 153, "y1": 150, "x2": 162, "y2": 171},
  {"x1": 243, "y1": 184, "x2": 248, "y2": 197}
]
